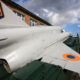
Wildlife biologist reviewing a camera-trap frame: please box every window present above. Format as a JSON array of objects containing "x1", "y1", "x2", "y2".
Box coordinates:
[
  {"x1": 13, "y1": 11, "x2": 17, "y2": 14},
  {"x1": 30, "y1": 18, "x2": 37, "y2": 26},
  {"x1": 22, "y1": 15, "x2": 25, "y2": 21},
  {"x1": 13, "y1": 11, "x2": 25, "y2": 21},
  {"x1": 40, "y1": 23, "x2": 44, "y2": 26},
  {"x1": 17, "y1": 12, "x2": 21, "y2": 17}
]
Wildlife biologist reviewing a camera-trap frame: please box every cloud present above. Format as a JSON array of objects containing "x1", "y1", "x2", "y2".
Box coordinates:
[
  {"x1": 12, "y1": 0, "x2": 80, "y2": 26},
  {"x1": 77, "y1": 25, "x2": 80, "y2": 28}
]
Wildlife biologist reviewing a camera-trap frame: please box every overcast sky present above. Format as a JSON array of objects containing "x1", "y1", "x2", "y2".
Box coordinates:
[{"x1": 12, "y1": 0, "x2": 80, "y2": 36}]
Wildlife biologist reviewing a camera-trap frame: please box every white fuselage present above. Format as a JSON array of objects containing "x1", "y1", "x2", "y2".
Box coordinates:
[{"x1": 0, "y1": 27, "x2": 70, "y2": 73}]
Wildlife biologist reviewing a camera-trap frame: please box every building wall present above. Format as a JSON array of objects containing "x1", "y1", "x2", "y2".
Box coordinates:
[{"x1": 6, "y1": 5, "x2": 49, "y2": 26}]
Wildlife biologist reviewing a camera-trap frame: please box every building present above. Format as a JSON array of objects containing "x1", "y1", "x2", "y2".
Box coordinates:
[{"x1": 1, "y1": 0, "x2": 51, "y2": 26}]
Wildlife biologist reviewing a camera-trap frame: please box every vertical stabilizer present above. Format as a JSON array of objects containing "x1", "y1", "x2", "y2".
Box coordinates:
[{"x1": 0, "y1": 1, "x2": 27, "y2": 28}]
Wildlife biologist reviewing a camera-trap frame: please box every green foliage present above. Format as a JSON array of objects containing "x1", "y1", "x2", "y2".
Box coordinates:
[{"x1": 64, "y1": 34, "x2": 80, "y2": 53}]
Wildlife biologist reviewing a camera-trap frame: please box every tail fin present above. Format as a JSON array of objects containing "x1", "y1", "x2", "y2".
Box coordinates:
[{"x1": 0, "y1": 1, "x2": 27, "y2": 28}]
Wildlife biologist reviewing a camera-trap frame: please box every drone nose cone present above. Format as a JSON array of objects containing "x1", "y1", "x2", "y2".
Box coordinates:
[
  {"x1": 64, "y1": 32, "x2": 71, "y2": 36},
  {"x1": 68, "y1": 32, "x2": 72, "y2": 36}
]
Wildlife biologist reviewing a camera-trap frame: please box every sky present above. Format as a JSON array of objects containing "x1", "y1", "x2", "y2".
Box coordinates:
[{"x1": 12, "y1": 0, "x2": 80, "y2": 36}]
